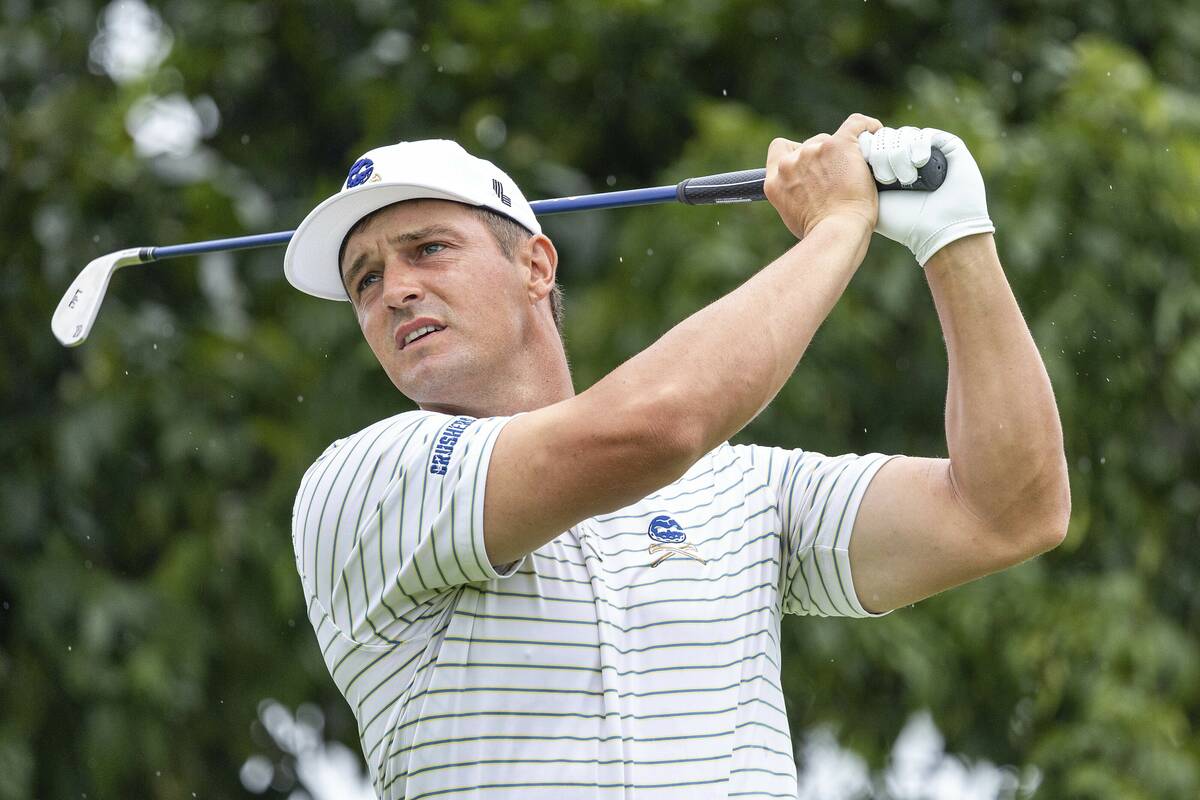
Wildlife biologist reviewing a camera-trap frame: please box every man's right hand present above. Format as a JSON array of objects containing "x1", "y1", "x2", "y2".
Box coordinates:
[{"x1": 764, "y1": 113, "x2": 883, "y2": 240}]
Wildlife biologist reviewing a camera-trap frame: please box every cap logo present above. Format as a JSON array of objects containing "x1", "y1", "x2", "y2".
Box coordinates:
[
  {"x1": 492, "y1": 178, "x2": 512, "y2": 207},
  {"x1": 346, "y1": 158, "x2": 374, "y2": 188}
]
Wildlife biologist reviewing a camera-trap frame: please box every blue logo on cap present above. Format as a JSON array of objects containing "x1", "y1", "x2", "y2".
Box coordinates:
[{"x1": 346, "y1": 158, "x2": 374, "y2": 188}]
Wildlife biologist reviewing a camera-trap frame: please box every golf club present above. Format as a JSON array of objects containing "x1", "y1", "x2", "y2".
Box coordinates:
[{"x1": 51, "y1": 150, "x2": 946, "y2": 348}]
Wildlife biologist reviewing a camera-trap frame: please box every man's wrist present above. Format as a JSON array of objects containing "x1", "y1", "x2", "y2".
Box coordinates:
[
  {"x1": 924, "y1": 232, "x2": 997, "y2": 275},
  {"x1": 808, "y1": 212, "x2": 874, "y2": 244}
]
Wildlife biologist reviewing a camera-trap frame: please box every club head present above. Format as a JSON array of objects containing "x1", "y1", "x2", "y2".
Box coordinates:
[{"x1": 52, "y1": 247, "x2": 147, "y2": 347}]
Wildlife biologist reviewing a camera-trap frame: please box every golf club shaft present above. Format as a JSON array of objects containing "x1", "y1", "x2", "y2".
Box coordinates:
[{"x1": 145, "y1": 151, "x2": 946, "y2": 263}]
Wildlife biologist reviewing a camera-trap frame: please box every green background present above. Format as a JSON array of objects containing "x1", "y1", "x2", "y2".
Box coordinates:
[{"x1": 2, "y1": 0, "x2": 1199, "y2": 797}]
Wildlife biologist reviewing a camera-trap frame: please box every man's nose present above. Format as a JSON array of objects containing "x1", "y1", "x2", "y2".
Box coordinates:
[{"x1": 380, "y1": 260, "x2": 424, "y2": 307}]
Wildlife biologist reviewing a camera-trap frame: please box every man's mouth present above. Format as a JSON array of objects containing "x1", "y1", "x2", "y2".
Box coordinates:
[{"x1": 398, "y1": 323, "x2": 446, "y2": 349}]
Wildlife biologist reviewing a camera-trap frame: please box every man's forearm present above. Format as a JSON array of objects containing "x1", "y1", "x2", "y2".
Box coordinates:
[
  {"x1": 925, "y1": 234, "x2": 1070, "y2": 533},
  {"x1": 588, "y1": 215, "x2": 872, "y2": 454}
]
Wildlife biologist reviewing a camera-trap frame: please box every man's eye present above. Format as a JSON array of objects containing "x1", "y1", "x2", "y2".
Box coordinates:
[
  {"x1": 421, "y1": 243, "x2": 446, "y2": 256},
  {"x1": 357, "y1": 273, "x2": 380, "y2": 293}
]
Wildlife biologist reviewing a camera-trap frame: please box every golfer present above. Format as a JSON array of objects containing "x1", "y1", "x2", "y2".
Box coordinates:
[{"x1": 283, "y1": 114, "x2": 1069, "y2": 799}]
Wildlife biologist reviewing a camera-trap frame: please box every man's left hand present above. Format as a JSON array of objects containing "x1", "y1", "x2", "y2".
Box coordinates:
[{"x1": 858, "y1": 126, "x2": 996, "y2": 266}]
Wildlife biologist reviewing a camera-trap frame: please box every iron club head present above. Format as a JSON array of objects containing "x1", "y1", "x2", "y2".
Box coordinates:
[{"x1": 51, "y1": 247, "x2": 149, "y2": 347}]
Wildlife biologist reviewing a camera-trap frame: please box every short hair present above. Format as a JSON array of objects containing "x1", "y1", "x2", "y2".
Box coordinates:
[{"x1": 338, "y1": 202, "x2": 564, "y2": 332}]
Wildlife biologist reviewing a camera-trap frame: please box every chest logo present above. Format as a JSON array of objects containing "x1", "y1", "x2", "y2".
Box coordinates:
[{"x1": 647, "y1": 515, "x2": 705, "y2": 567}]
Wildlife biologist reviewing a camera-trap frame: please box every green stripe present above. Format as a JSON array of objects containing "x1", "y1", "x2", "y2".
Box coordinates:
[
  {"x1": 453, "y1": 601, "x2": 773, "y2": 634},
  {"x1": 826, "y1": 455, "x2": 884, "y2": 616},
  {"x1": 432, "y1": 648, "x2": 779, "y2": 676},
  {"x1": 346, "y1": 418, "x2": 423, "y2": 636},
  {"x1": 482, "y1": 575, "x2": 777, "y2": 614},
  {"x1": 333, "y1": 418, "x2": 406, "y2": 630},
  {"x1": 530, "y1": 553, "x2": 779, "y2": 593},
  {"x1": 406, "y1": 776, "x2": 730, "y2": 800},
  {"x1": 404, "y1": 751, "x2": 732, "y2": 780},
  {"x1": 413, "y1": 672, "x2": 778, "y2": 701}
]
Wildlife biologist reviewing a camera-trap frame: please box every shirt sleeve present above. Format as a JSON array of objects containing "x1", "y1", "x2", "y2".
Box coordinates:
[
  {"x1": 734, "y1": 444, "x2": 897, "y2": 618},
  {"x1": 291, "y1": 410, "x2": 519, "y2": 646}
]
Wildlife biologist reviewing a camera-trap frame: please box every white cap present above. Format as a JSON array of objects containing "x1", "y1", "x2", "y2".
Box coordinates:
[{"x1": 284, "y1": 140, "x2": 541, "y2": 301}]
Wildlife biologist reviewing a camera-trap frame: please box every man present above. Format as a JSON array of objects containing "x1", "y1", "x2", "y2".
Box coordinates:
[{"x1": 283, "y1": 115, "x2": 1069, "y2": 799}]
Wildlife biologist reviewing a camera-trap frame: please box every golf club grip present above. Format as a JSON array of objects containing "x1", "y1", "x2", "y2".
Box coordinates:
[{"x1": 676, "y1": 147, "x2": 948, "y2": 205}]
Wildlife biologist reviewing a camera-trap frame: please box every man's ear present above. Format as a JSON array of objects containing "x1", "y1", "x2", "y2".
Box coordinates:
[{"x1": 524, "y1": 234, "x2": 559, "y2": 304}]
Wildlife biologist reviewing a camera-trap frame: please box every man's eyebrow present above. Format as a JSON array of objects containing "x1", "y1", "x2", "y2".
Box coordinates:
[
  {"x1": 342, "y1": 250, "x2": 372, "y2": 296},
  {"x1": 340, "y1": 224, "x2": 460, "y2": 294},
  {"x1": 385, "y1": 224, "x2": 459, "y2": 246}
]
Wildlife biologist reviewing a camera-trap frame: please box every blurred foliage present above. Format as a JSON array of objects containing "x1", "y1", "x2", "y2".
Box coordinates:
[{"x1": 2, "y1": 0, "x2": 1199, "y2": 798}]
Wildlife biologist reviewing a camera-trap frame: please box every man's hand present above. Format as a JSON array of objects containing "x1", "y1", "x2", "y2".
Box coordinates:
[
  {"x1": 858, "y1": 126, "x2": 995, "y2": 265},
  {"x1": 765, "y1": 114, "x2": 883, "y2": 240}
]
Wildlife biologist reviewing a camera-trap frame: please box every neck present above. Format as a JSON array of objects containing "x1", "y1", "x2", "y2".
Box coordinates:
[{"x1": 418, "y1": 328, "x2": 574, "y2": 419}]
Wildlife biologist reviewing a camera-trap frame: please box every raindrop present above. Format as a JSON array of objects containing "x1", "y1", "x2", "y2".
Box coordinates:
[
  {"x1": 297, "y1": 395, "x2": 304, "y2": 403},
  {"x1": 68, "y1": 645, "x2": 72, "y2": 651},
  {"x1": 619, "y1": 256, "x2": 623, "y2": 263},
  {"x1": 606, "y1": 175, "x2": 616, "y2": 186},
  {"x1": 93, "y1": 234, "x2": 100, "y2": 242},
  {"x1": 646, "y1": 248, "x2": 654, "y2": 256},
  {"x1": 153, "y1": 342, "x2": 158, "y2": 349},
  {"x1": 722, "y1": 88, "x2": 727, "y2": 96},
  {"x1": 1011, "y1": 70, "x2": 1023, "y2": 83}
]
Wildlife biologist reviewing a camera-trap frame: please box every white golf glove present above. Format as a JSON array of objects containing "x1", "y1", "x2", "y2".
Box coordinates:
[{"x1": 858, "y1": 126, "x2": 995, "y2": 266}]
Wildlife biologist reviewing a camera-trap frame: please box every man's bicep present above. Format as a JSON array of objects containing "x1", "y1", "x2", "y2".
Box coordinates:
[
  {"x1": 848, "y1": 455, "x2": 1033, "y2": 614},
  {"x1": 483, "y1": 393, "x2": 699, "y2": 567}
]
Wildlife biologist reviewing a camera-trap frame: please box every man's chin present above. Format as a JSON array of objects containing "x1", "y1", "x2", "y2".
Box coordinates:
[{"x1": 388, "y1": 355, "x2": 479, "y2": 411}]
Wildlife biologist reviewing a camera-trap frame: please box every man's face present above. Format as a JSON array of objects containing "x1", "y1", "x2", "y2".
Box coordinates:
[{"x1": 340, "y1": 199, "x2": 532, "y2": 408}]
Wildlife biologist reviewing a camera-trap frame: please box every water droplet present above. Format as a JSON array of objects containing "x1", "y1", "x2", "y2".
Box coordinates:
[
  {"x1": 297, "y1": 395, "x2": 304, "y2": 403},
  {"x1": 646, "y1": 248, "x2": 654, "y2": 256},
  {"x1": 241, "y1": 134, "x2": 250, "y2": 145},
  {"x1": 606, "y1": 175, "x2": 616, "y2": 186},
  {"x1": 722, "y1": 88, "x2": 727, "y2": 96}
]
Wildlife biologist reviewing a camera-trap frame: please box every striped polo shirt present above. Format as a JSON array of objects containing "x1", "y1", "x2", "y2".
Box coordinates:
[{"x1": 292, "y1": 410, "x2": 892, "y2": 799}]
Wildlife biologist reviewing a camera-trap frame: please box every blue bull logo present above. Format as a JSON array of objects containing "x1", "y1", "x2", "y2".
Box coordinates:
[{"x1": 648, "y1": 515, "x2": 687, "y2": 544}]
